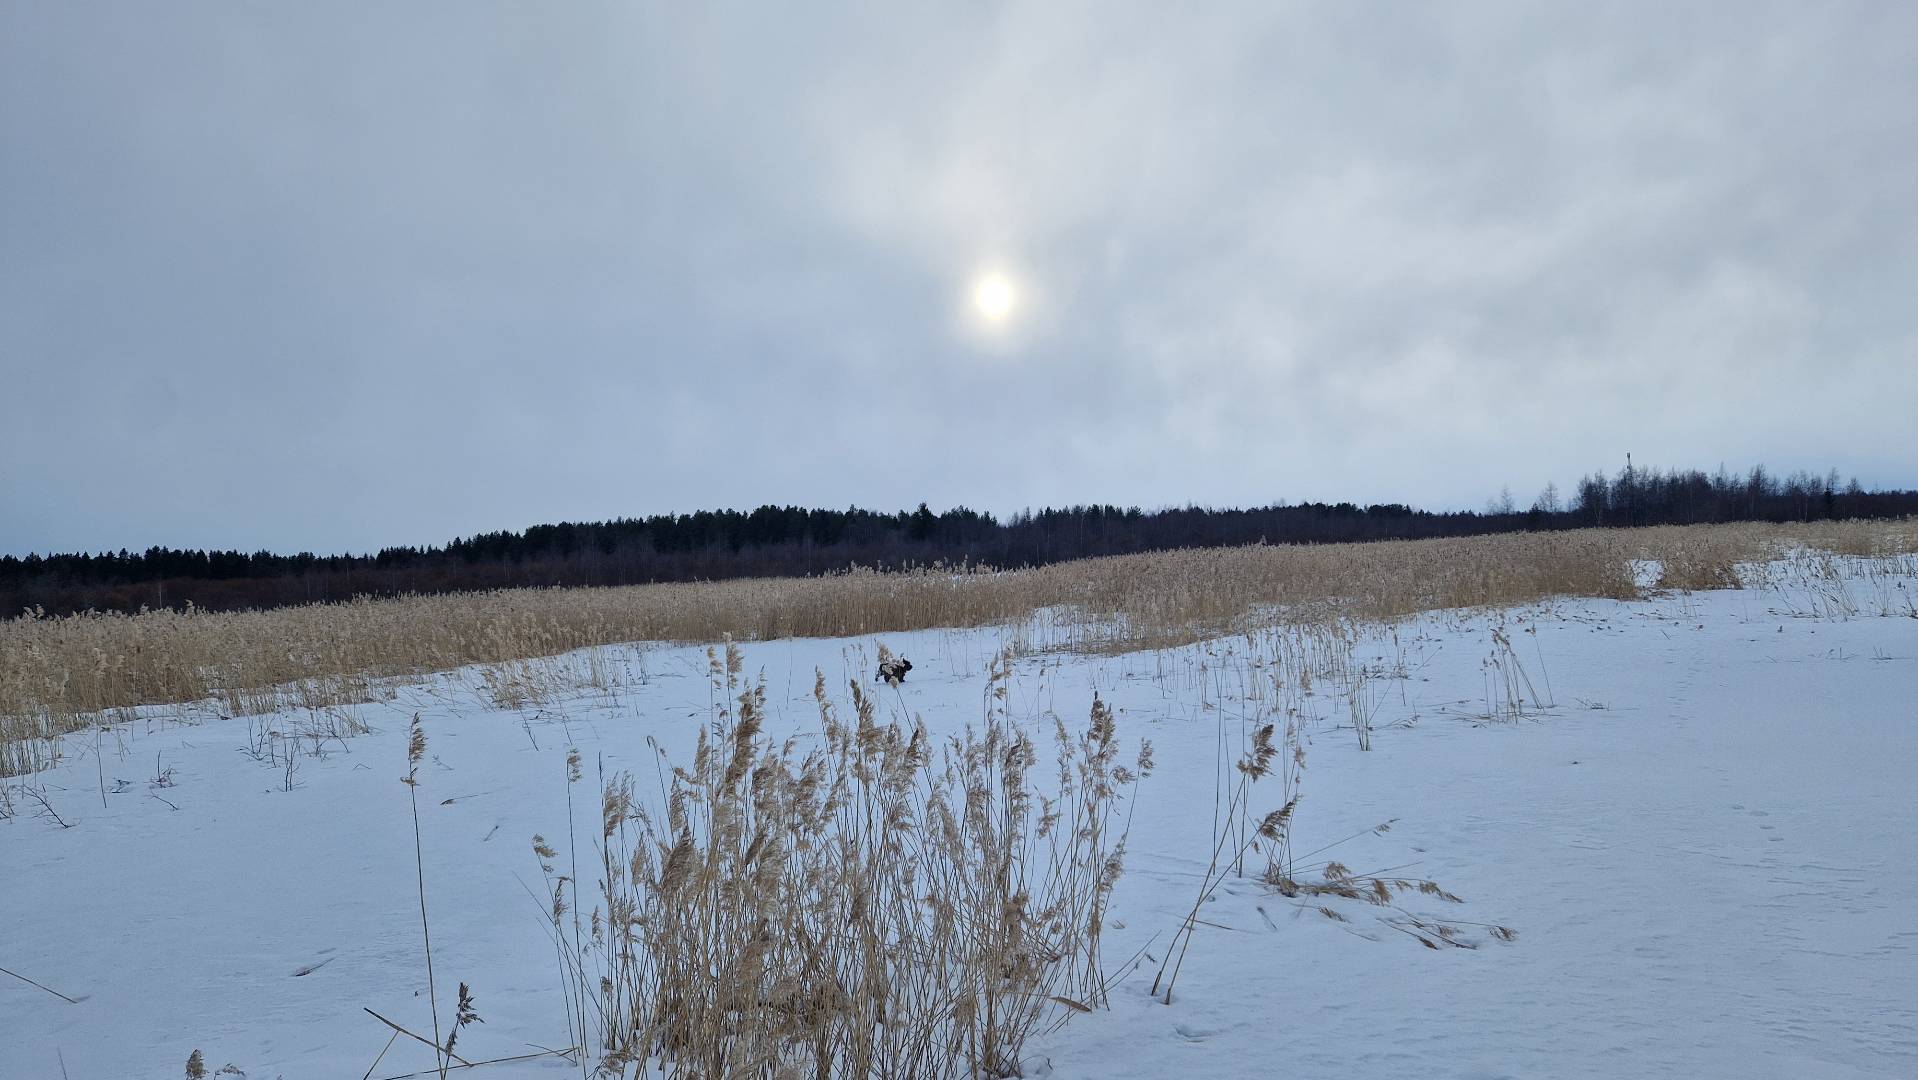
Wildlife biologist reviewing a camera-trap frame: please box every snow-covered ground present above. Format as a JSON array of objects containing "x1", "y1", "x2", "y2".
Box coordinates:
[{"x1": 4, "y1": 565, "x2": 1916, "y2": 1079}]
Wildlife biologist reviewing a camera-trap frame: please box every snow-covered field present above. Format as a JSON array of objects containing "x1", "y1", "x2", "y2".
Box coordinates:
[{"x1": 4, "y1": 564, "x2": 1916, "y2": 1079}]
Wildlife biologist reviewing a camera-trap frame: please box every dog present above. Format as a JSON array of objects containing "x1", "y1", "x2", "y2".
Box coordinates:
[{"x1": 877, "y1": 657, "x2": 913, "y2": 687}]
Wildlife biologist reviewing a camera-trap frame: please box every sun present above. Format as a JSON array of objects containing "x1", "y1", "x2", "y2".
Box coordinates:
[{"x1": 972, "y1": 273, "x2": 1017, "y2": 324}]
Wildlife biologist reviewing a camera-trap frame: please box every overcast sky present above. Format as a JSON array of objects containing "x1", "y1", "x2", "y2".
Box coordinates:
[{"x1": 4, "y1": 2, "x2": 1914, "y2": 556}]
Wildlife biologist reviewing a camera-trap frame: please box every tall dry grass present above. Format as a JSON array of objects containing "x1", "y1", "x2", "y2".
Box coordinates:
[
  {"x1": 4, "y1": 519, "x2": 1913, "y2": 774},
  {"x1": 1641, "y1": 518, "x2": 1918, "y2": 590},
  {"x1": 530, "y1": 642, "x2": 1149, "y2": 1077}
]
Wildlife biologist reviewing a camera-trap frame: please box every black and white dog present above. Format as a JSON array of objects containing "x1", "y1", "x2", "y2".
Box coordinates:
[{"x1": 877, "y1": 657, "x2": 913, "y2": 687}]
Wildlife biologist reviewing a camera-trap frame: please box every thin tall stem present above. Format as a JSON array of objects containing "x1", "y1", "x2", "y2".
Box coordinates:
[{"x1": 408, "y1": 782, "x2": 446, "y2": 1078}]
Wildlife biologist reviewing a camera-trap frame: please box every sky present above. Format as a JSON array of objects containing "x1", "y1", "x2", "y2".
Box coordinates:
[{"x1": 3, "y1": 2, "x2": 1915, "y2": 557}]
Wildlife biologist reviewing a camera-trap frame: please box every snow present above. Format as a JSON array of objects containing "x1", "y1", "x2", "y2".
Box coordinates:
[{"x1": 4, "y1": 564, "x2": 1916, "y2": 1079}]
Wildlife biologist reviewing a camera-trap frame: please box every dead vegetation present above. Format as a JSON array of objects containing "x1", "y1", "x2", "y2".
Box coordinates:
[
  {"x1": 4, "y1": 519, "x2": 1912, "y2": 775},
  {"x1": 522, "y1": 642, "x2": 1149, "y2": 1077}
]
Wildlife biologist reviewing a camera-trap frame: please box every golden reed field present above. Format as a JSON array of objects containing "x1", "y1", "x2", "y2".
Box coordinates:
[{"x1": 4, "y1": 519, "x2": 1912, "y2": 776}]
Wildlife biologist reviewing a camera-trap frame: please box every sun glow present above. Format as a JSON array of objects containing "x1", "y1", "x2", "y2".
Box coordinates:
[{"x1": 972, "y1": 273, "x2": 1017, "y2": 325}]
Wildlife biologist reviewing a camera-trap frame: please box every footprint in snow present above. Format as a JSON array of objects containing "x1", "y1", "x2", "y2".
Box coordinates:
[
  {"x1": 1175, "y1": 1025, "x2": 1221, "y2": 1043},
  {"x1": 291, "y1": 956, "x2": 335, "y2": 977}
]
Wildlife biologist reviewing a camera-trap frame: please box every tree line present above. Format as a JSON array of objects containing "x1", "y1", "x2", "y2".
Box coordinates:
[{"x1": 5, "y1": 463, "x2": 1914, "y2": 618}]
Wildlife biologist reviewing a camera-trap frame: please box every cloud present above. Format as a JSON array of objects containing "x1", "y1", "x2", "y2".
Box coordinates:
[{"x1": 3, "y1": 1, "x2": 1913, "y2": 554}]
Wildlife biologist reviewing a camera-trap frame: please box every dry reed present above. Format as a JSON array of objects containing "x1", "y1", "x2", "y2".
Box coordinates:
[
  {"x1": 528, "y1": 642, "x2": 1149, "y2": 1077},
  {"x1": 4, "y1": 519, "x2": 1912, "y2": 775}
]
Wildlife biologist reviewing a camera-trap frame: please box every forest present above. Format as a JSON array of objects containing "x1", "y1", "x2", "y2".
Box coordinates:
[{"x1": 5, "y1": 463, "x2": 1914, "y2": 617}]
